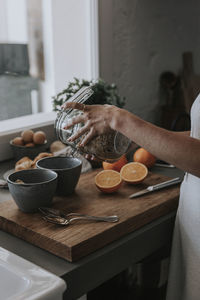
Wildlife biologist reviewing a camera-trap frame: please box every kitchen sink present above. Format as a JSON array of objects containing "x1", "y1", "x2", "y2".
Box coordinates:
[{"x1": 0, "y1": 247, "x2": 66, "y2": 300}]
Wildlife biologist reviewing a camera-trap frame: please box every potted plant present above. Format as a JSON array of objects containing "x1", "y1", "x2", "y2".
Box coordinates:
[{"x1": 52, "y1": 78, "x2": 126, "y2": 111}]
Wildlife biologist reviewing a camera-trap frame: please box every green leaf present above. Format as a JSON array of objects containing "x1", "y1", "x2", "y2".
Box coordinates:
[{"x1": 52, "y1": 77, "x2": 126, "y2": 111}]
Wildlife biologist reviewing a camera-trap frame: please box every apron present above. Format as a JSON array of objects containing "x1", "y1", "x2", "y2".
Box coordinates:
[{"x1": 166, "y1": 94, "x2": 200, "y2": 300}]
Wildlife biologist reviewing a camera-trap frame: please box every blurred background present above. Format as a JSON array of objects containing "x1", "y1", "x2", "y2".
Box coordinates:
[{"x1": 1, "y1": 0, "x2": 200, "y2": 131}]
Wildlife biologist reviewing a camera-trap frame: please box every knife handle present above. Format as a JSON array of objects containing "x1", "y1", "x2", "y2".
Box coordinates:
[{"x1": 148, "y1": 177, "x2": 182, "y2": 191}]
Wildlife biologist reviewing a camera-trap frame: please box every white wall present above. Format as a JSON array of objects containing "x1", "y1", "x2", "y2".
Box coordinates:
[
  {"x1": 0, "y1": 0, "x2": 27, "y2": 43},
  {"x1": 52, "y1": 0, "x2": 94, "y2": 93},
  {"x1": 40, "y1": 0, "x2": 98, "y2": 112},
  {"x1": 99, "y1": 0, "x2": 200, "y2": 123},
  {"x1": 0, "y1": 0, "x2": 8, "y2": 41},
  {"x1": 39, "y1": 0, "x2": 55, "y2": 112}
]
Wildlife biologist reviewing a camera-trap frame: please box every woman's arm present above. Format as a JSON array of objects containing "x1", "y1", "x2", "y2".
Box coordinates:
[
  {"x1": 64, "y1": 103, "x2": 200, "y2": 177},
  {"x1": 113, "y1": 108, "x2": 199, "y2": 176},
  {"x1": 176, "y1": 131, "x2": 190, "y2": 136}
]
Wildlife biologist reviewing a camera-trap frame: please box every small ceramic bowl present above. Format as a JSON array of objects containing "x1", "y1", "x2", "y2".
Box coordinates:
[
  {"x1": 7, "y1": 169, "x2": 58, "y2": 213},
  {"x1": 36, "y1": 156, "x2": 82, "y2": 196},
  {"x1": 10, "y1": 140, "x2": 48, "y2": 161}
]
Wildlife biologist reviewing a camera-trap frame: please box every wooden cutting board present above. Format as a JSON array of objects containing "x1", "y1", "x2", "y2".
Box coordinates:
[{"x1": 0, "y1": 170, "x2": 180, "y2": 262}]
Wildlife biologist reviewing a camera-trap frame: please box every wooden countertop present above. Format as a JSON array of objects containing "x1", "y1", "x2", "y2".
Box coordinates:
[{"x1": 0, "y1": 169, "x2": 180, "y2": 262}]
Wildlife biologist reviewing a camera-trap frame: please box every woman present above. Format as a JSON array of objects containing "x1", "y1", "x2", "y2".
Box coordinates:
[{"x1": 64, "y1": 96, "x2": 200, "y2": 300}]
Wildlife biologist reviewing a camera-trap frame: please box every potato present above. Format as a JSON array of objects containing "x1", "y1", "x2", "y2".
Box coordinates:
[
  {"x1": 21, "y1": 130, "x2": 34, "y2": 143},
  {"x1": 50, "y1": 141, "x2": 66, "y2": 153},
  {"x1": 12, "y1": 137, "x2": 24, "y2": 146},
  {"x1": 33, "y1": 131, "x2": 46, "y2": 145}
]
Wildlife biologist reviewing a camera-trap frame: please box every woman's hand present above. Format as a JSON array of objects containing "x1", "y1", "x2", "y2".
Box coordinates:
[{"x1": 63, "y1": 102, "x2": 119, "y2": 146}]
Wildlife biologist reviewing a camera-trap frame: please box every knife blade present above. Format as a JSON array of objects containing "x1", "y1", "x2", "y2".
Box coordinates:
[{"x1": 129, "y1": 177, "x2": 182, "y2": 199}]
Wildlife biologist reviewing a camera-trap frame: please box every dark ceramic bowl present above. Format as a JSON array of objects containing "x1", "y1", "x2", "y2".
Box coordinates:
[
  {"x1": 36, "y1": 156, "x2": 82, "y2": 196},
  {"x1": 7, "y1": 169, "x2": 58, "y2": 213},
  {"x1": 10, "y1": 140, "x2": 48, "y2": 161}
]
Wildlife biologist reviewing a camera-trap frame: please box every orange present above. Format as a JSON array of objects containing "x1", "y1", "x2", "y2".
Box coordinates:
[
  {"x1": 95, "y1": 170, "x2": 122, "y2": 193},
  {"x1": 120, "y1": 162, "x2": 148, "y2": 184},
  {"x1": 102, "y1": 155, "x2": 128, "y2": 172},
  {"x1": 133, "y1": 147, "x2": 156, "y2": 168}
]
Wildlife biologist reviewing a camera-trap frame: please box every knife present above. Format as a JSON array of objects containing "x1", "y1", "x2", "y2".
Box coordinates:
[
  {"x1": 154, "y1": 163, "x2": 175, "y2": 168},
  {"x1": 129, "y1": 177, "x2": 182, "y2": 199}
]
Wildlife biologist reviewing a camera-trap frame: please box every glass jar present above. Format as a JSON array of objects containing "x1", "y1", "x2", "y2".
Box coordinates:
[{"x1": 55, "y1": 86, "x2": 132, "y2": 162}]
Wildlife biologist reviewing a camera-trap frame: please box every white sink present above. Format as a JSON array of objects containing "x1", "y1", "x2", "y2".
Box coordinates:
[{"x1": 0, "y1": 247, "x2": 66, "y2": 300}]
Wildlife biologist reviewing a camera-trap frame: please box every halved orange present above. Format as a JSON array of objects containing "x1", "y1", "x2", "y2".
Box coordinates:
[
  {"x1": 120, "y1": 162, "x2": 148, "y2": 184},
  {"x1": 95, "y1": 170, "x2": 122, "y2": 193}
]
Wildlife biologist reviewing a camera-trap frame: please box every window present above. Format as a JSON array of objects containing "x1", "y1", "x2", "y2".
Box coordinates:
[{"x1": 0, "y1": 0, "x2": 99, "y2": 161}]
